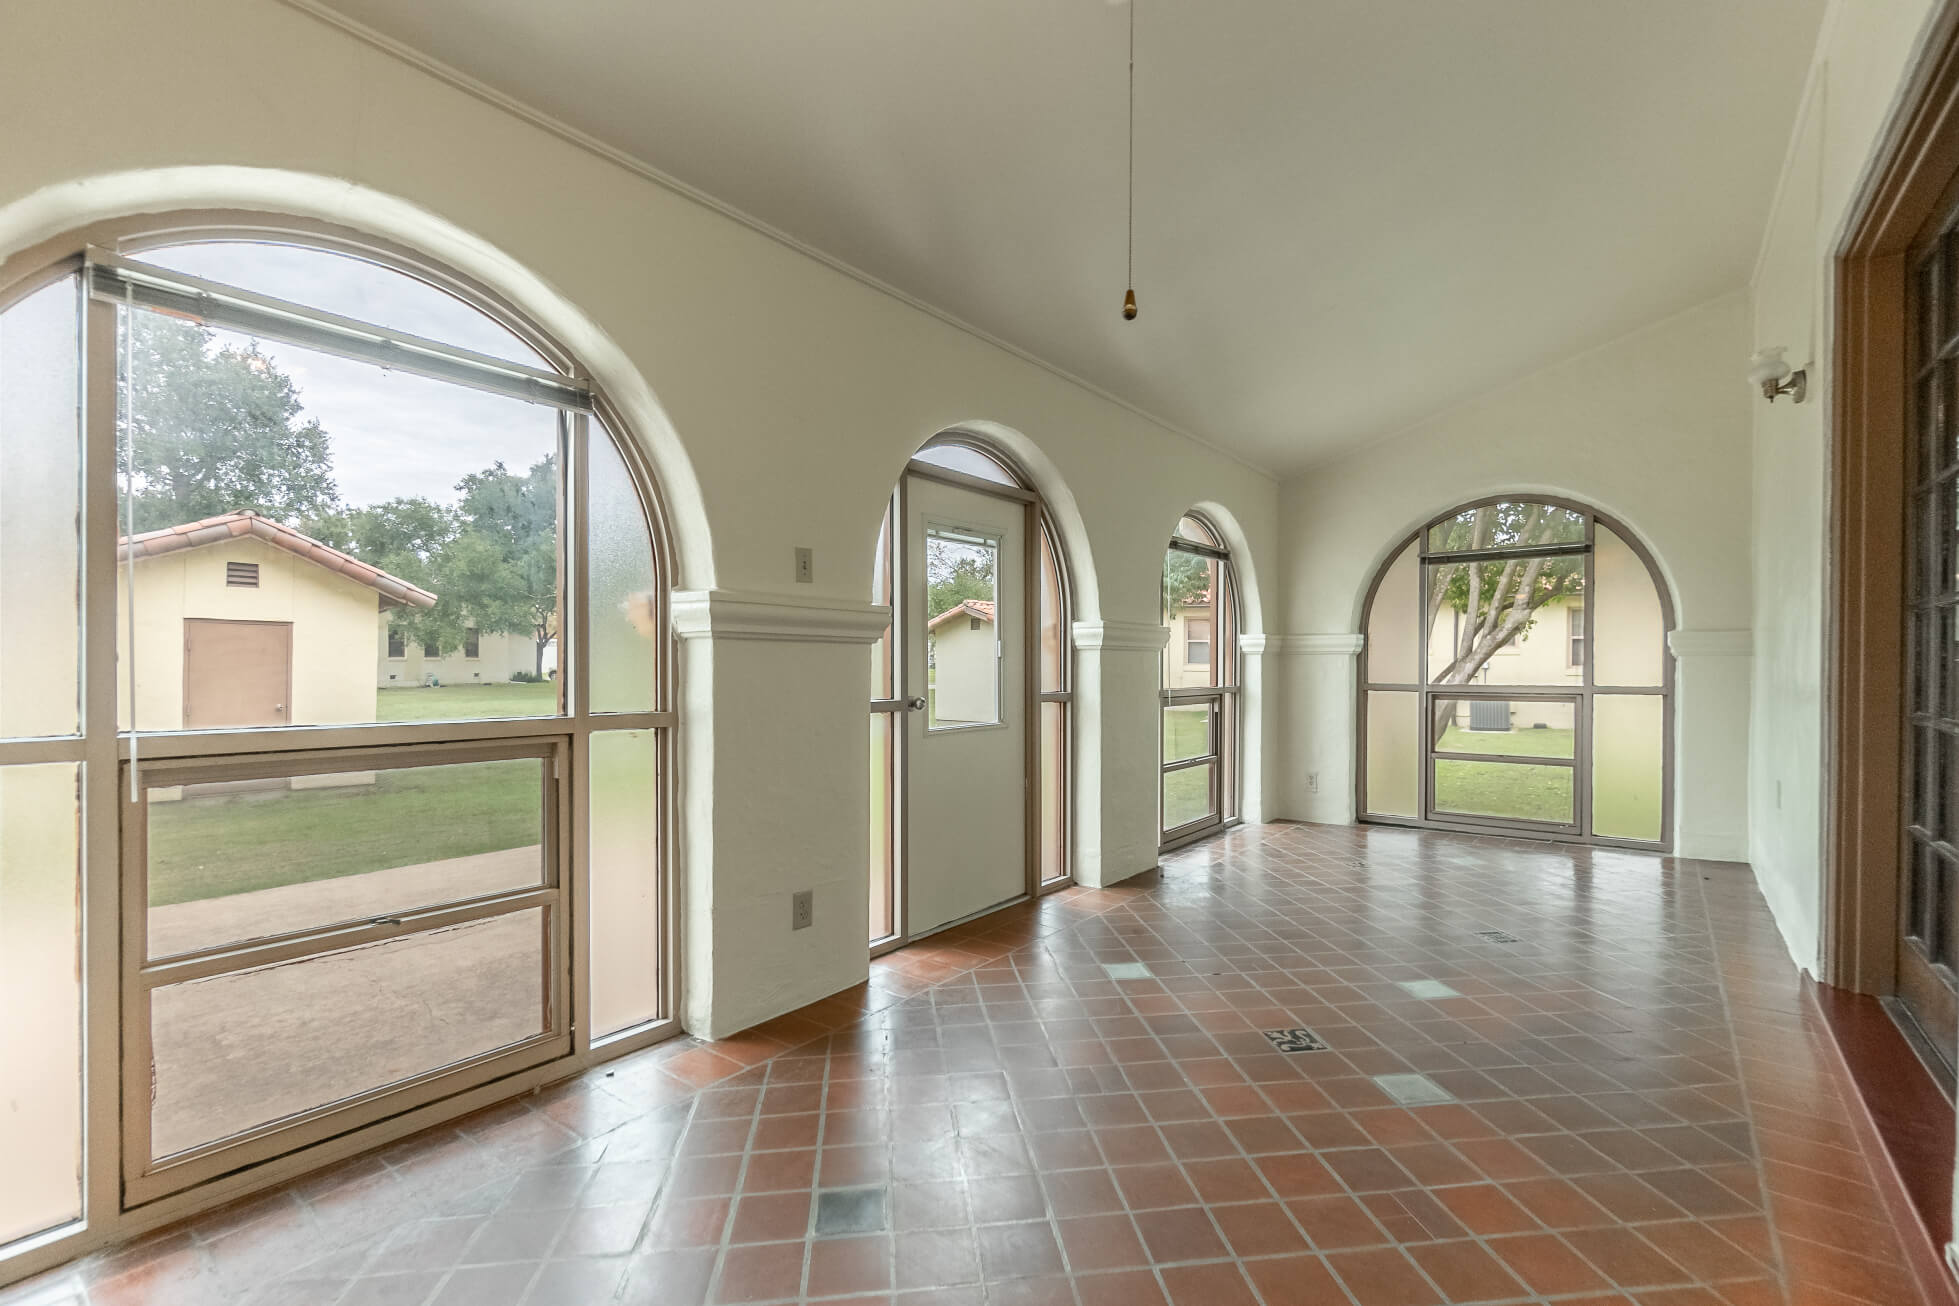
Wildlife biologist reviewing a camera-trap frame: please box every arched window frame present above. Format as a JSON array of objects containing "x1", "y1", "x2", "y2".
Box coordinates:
[
  {"x1": 1356, "y1": 494, "x2": 1675, "y2": 849},
  {"x1": 0, "y1": 213, "x2": 679, "y2": 1262},
  {"x1": 1161, "y1": 510, "x2": 1241, "y2": 849}
]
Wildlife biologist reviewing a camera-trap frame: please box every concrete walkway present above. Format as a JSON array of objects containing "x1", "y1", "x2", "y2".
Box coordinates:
[{"x1": 146, "y1": 848, "x2": 548, "y2": 1160}]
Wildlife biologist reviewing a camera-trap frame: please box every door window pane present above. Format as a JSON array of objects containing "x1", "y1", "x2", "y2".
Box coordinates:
[
  {"x1": 1, "y1": 277, "x2": 82, "y2": 739},
  {"x1": 1592, "y1": 695, "x2": 1664, "y2": 841},
  {"x1": 150, "y1": 907, "x2": 549, "y2": 1160},
  {"x1": 1364, "y1": 691, "x2": 1419, "y2": 817},
  {"x1": 1040, "y1": 702, "x2": 1066, "y2": 883},
  {"x1": 1364, "y1": 541, "x2": 1418, "y2": 684},
  {"x1": 116, "y1": 303, "x2": 563, "y2": 729},
  {"x1": 146, "y1": 757, "x2": 546, "y2": 960},
  {"x1": 1163, "y1": 702, "x2": 1214, "y2": 763},
  {"x1": 1039, "y1": 528, "x2": 1066, "y2": 692},
  {"x1": 871, "y1": 509, "x2": 894, "y2": 699},
  {"x1": 587, "y1": 420, "x2": 659, "y2": 713},
  {"x1": 925, "y1": 526, "x2": 999, "y2": 729},
  {"x1": 1163, "y1": 763, "x2": 1215, "y2": 831},
  {"x1": 869, "y1": 713, "x2": 896, "y2": 939},
  {"x1": 1593, "y1": 526, "x2": 1665, "y2": 687},
  {"x1": 589, "y1": 730, "x2": 661, "y2": 1036},
  {"x1": 0, "y1": 763, "x2": 81, "y2": 1243},
  {"x1": 1433, "y1": 759, "x2": 1573, "y2": 824}
]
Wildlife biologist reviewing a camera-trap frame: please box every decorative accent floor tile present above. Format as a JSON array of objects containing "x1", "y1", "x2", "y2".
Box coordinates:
[
  {"x1": 1471, "y1": 928, "x2": 1523, "y2": 943},
  {"x1": 1373, "y1": 1072, "x2": 1455, "y2": 1105},
  {"x1": 1396, "y1": 979, "x2": 1461, "y2": 999},
  {"x1": 1101, "y1": 961, "x2": 1153, "y2": 980},
  {"x1": 812, "y1": 1186, "x2": 886, "y2": 1237},
  {"x1": 1261, "y1": 1027, "x2": 1329, "y2": 1053}
]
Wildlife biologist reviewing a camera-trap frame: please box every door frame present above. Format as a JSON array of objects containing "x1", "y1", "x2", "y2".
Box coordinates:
[
  {"x1": 1827, "y1": 0, "x2": 1959, "y2": 999},
  {"x1": 873, "y1": 460, "x2": 1042, "y2": 955}
]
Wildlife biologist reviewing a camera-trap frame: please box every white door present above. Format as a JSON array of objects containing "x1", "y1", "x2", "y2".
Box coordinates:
[{"x1": 904, "y1": 474, "x2": 1027, "y2": 935}]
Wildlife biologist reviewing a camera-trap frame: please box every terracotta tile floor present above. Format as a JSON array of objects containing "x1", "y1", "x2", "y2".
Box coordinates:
[{"x1": 0, "y1": 822, "x2": 1936, "y2": 1306}]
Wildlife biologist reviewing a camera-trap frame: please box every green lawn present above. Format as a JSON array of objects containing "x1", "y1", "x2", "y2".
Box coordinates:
[
  {"x1": 1162, "y1": 705, "x2": 1216, "y2": 829},
  {"x1": 377, "y1": 680, "x2": 557, "y2": 721},
  {"x1": 147, "y1": 682, "x2": 556, "y2": 907},
  {"x1": 1433, "y1": 727, "x2": 1573, "y2": 823},
  {"x1": 149, "y1": 759, "x2": 541, "y2": 907},
  {"x1": 1436, "y1": 724, "x2": 1573, "y2": 758}
]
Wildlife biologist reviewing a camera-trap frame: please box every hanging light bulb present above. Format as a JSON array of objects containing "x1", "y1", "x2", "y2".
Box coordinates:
[{"x1": 1121, "y1": 0, "x2": 1138, "y2": 321}]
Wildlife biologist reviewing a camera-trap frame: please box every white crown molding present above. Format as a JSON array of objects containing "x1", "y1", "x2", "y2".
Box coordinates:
[
  {"x1": 1667, "y1": 629, "x2": 1752, "y2": 658},
  {"x1": 275, "y1": 0, "x2": 1275, "y2": 484},
  {"x1": 1072, "y1": 620, "x2": 1171, "y2": 652},
  {"x1": 671, "y1": 589, "x2": 890, "y2": 644},
  {"x1": 1264, "y1": 634, "x2": 1365, "y2": 657}
]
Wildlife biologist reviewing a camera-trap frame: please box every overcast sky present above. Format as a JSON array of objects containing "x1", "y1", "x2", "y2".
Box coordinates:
[{"x1": 141, "y1": 242, "x2": 559, "y2": 510}]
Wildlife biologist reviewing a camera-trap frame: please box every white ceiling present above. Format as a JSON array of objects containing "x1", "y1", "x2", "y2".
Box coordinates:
[{"x1": 310, "y1": 0, "x2": 1825, "y2": 475}]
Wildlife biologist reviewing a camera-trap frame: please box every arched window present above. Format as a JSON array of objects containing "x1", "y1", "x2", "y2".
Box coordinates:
[
  {"x1": 1162, "y1": 513, "x2": 1239, "y2": 846},
  {"x1": 0, "y1": 225, "x2": 673, "y2": 1237},
  {"x1": 1358, "y1": 497, "x2": 1672, "y2": 847},
  {"x1": 869, "y1": 436, "x2": 1073, "y2": 949}
]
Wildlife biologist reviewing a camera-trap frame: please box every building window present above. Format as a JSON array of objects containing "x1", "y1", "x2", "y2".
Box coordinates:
[
  {"x1": 225, "y1": 561, "x2": 259, "y2": 588},
  {"x1": 387, "y1": 629, "x2": 405, "y2": 659},
  {"x1": 463, "y1": 629, "x2": 480, "y2": 659},
  {"x1": 423, "y1": 640, "x2": 440, "y2": 658},
  {"x1": 1185, "y1": 618, "x2": 1212, "y2": 666},
  {"x1": 1568, "y1": 605, "x2": 1586, "y2": 668}
]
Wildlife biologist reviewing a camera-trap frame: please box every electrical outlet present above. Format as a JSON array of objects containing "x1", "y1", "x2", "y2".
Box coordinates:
[
  {"x1": 1307, "y1": 772, "x2": 1319, "y2": 793},
  {"x1": 792, "y1": 889, "x2": 814, "y2": 930},
  {"x1": 794, "y1": 547, "x2": 814, "y2": 584}
]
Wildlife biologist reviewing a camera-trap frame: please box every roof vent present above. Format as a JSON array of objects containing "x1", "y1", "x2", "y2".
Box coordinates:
[{"x1": 226, "y1": 562, "x2": 259, "y2": 588}]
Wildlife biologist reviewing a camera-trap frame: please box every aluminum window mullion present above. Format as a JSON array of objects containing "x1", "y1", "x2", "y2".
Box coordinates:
[{"x1": 1430, "y1": 750, "x2": 1575, "y2": 768}]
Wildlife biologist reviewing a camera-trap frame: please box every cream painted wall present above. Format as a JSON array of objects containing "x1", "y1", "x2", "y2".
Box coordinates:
[
  {"x1": 116, "y1": 537, "x2": 381, "y2": 731},
  {"x1": 1747, "y1": 0, "x2": 1943, "y2": 975},
  {"x1": 0, "y1": 0, "x2": 1277, "y2": 1039},
  {"x1": 1277, "y1": 291, "x2": 1755, "y2": 861}
]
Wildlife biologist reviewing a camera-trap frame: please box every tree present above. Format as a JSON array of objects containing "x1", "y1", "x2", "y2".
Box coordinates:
[
  {"x1": 925, "y1": 540, "x2": 994, "y2": 620},
  {"x1": 1162, "y1": 549, "x2": 1212, "y2": 614},
  {"x1": 1425, "y1": 502, "x2": 1585, "y2": 743},
  {"x1": 444, "y1": 458, "x2": 560, "y2": 675},
  {"x1": 307, "y1": 497, "x2": 464, "y2": 652},
  {"x1": 118, "y1": 314, "x2": 340, "y2": 532}
]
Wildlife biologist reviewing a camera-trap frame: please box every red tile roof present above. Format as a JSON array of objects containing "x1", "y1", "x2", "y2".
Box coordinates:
[
  {"x1": 927, "y1": 598, "x2": 996, "y2": 631},
  {"x1": 119, "y1": 511, "x2": 438, "y2": 609}
]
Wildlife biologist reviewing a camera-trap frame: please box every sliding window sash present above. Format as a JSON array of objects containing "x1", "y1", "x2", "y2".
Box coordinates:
[{"x1": 86, "y1": 249, "x2": 592, "y2": 412}]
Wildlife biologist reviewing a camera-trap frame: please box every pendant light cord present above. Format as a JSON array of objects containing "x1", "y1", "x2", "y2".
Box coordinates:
[{"x1": 1127, "y1": 0, "x2": 1135, "y2": 294}]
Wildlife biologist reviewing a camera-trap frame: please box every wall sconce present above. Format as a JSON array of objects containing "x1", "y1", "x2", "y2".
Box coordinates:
[{"x1": 1747, "y1": 346, "x2": 1807, "y2": 403}]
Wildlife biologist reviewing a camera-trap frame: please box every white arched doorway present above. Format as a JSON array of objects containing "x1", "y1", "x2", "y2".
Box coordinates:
[{"x1": 866, "y1": 432, "x2": 1079, "y2": 949}]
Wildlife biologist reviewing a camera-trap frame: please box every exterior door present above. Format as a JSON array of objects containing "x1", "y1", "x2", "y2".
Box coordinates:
[
  {"x1": 1900, "y1": 202, "x2": 1959, "y2": 1074},
  {"x1": 903, "y1": 473, "x2": 1028, "y2": 935},
  {"x1": 183, "y1": 619, "x2": 291, "y2": 729}
]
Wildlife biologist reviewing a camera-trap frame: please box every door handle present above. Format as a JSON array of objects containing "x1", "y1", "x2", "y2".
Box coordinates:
[{"x1": 904, "y1": 696, "x2": 927, "y2": 712}]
